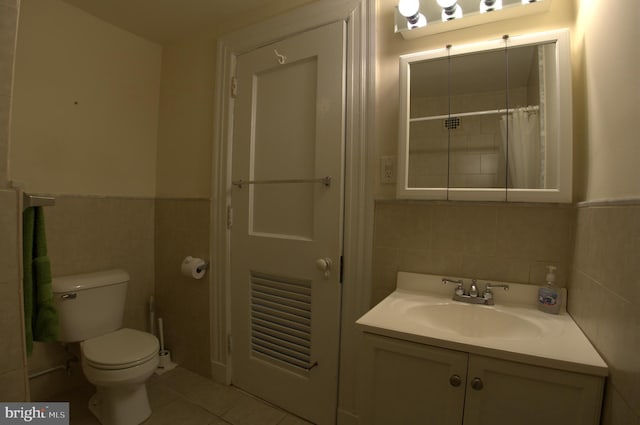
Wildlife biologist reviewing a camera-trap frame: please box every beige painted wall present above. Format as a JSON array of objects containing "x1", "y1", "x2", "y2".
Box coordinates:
[
  {"x1": 155, "y1": 39, "x2": 215, "y2": 198},
  {"x1": 0, "y1": 0, "x2": 19, "y2": 189},
  {"x1": 376, "y1": 0, "x2": 575, "y2": 199},
  {"x1": 10, "y1": 0, "x2": 162, "y2": 197},
  {"x1": 574, "y1": 0, "x2": 640, "y2": 201},
  {"x1": 154, "y1": 0, "x2": 316, "y2": 198}
]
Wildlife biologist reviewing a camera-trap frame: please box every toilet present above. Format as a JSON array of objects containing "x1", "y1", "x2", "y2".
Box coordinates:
[{"x1": 53, "y1": 269, "x2": 159, "y2": 425}]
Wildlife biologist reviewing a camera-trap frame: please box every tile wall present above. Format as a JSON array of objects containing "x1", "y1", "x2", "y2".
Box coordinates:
[
  {"x1": 25, "y1": 196, "x2": 213, "y2": 400},
  {"x1": 568, "y1": 203, "x2": 640, "y2": 424},
  {"x1": 154, "y1": 198, "x2": 211, "y2": 378},
  {"x1": 409, "y1": 88, "x2": 529, "y2": 189},
  {"x1": 372, "y1": 200, "x2": 575, "y2": 306},
  {"x1": 0, "y1": 189, "x2": 28, "y2": 401},
  {"x1": 28, "y1": 195, "x2": 156, "y2": 400}
]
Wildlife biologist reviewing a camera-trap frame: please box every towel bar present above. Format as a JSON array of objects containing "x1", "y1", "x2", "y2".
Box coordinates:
[
  {"x1": 232, "y1": 176, "x2": 331, "y2": 189},
  {"x1": 23, "y1": 193, "x2": 56, "y2": 209}
]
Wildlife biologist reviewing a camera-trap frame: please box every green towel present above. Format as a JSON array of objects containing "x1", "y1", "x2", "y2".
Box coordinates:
[{"x1": 23, "y1": 206, "x2": 59, "y2": 356}]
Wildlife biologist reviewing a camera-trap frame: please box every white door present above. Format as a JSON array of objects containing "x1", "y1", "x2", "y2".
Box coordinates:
[{"x1": 229, "y1": 21, "x2": 345, "y2": 425}]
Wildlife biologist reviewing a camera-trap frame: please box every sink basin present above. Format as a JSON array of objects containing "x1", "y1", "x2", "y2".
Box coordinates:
[{"x1": 405, "y1": 303, "x2": 543, "y2": 339}]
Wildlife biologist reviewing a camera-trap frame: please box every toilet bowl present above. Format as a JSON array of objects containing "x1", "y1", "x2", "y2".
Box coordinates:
[
  {"x1": 52, "y1": 270, "x2": 160, "y2": 425},
  {"x1": 81, "y1": 328, "x2": 159, "y2": 425}
]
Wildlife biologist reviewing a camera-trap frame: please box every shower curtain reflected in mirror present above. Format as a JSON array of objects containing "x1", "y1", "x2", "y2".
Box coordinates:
[{"x1": 501, "y1": 108, "x2": 544, "y2": 189}]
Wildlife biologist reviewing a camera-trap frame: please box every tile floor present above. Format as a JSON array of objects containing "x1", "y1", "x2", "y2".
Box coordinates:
[{"x1": 52, "y1": 367, "x2": 314, "y2": 425}]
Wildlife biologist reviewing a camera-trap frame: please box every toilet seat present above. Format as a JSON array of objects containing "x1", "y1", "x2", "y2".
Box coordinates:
[{"x1": 82, "y1": 328, "x2": 159, "y2": 370}]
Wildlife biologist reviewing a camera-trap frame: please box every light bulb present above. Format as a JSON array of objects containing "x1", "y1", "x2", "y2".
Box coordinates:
[
  {"x1": 440, "y1": 2, "x2": 463, "y2": 21},
  {"x1": 408, "y1": 13, "x2": 427, "y2": 29},
  {"x1": 480, "y1": 0, "x2": 502, "y2": 13},
  {"x1": 398, "y1": 0, "x2": 420, "y2": 18}
]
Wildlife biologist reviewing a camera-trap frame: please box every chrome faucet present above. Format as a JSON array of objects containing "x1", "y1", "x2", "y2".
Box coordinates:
[
  {"x1": 442, "y1": 277, "x2": 510, "y2": 305},
  {"x1": 469, "y1": 279, "x2": 479, "y2": 297}
]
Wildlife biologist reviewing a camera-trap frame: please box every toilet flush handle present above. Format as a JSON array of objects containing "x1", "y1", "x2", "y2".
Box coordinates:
[{"x1": 61, "y1": 293, "x2": 77, "y2": 300}]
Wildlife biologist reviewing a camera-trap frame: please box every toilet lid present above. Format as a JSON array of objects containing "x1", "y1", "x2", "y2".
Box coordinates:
[{"x1": 82, "y1": 328, "x2": 159, "y2": 369}]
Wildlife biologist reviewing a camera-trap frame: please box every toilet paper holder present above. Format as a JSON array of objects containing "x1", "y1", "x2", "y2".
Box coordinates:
[
  {"x1": 196, "y1": 262, "x2": 209, "y2": 273},
  {"x1": 181, "y1": 256, "x2": 210, "y2": 279}
]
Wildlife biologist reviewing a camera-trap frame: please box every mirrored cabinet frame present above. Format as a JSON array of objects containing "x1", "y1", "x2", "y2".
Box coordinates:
[{"x1": 397, "y1": 29, "x2": 572, "y2": 203}]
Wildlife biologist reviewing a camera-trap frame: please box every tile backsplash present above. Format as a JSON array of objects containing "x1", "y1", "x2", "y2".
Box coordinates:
[{"x1": 372, "y1": 200, "x2": 575, "y2": 306}]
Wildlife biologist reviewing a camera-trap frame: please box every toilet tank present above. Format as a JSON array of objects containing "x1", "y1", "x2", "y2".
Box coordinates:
[{"x1": 52, "y1": 269, "x2": 129, "y2": 342}]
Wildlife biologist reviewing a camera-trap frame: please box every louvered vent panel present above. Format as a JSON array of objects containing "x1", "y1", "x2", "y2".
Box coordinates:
[{"x1": 250, "y1": 272, "x2": 312, "y2": 371}]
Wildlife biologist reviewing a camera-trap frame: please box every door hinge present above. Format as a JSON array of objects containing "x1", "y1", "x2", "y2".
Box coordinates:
[
  {"x1": 231, "y1": 76, "x2": 238, "y2": 98},
  {"x1": 227, "y1": 334, "x2": 233, "y2": 353},
  {"x1": 227, "y1": 205, "x2": 233, "y2": 229},
  {"x1": 339, "y1": 255, "x2": 344, "y2": 284}
]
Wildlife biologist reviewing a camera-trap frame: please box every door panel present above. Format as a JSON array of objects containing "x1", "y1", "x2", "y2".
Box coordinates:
[
  {"x1": 360, "y1": 334, "x2": 468, "y2": 425},
  {"x1": 230, "y1": 21, "x2": 346, "y2": 425},
  {"x1": 252, "y1": 57, "x2": 317, "y2": 239},
  {"x1": 464, "y1": 355, "x2": 604, "y2": 425}
]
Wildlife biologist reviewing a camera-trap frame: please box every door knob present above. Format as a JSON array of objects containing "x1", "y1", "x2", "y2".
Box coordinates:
[{"x1": 315, "y1": 257, "x2": 333, "y2": 279}]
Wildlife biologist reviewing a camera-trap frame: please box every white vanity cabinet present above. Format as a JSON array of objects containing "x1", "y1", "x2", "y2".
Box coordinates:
[
  {"x1": 361, "y1": 333, "x2": 604, "y2": 425},
  {"x1": 360, "y1": 333, "x2": 467, "y2": 425}
]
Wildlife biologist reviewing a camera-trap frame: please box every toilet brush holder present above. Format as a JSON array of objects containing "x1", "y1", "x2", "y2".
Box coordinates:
[{"x1": 155, "y1": 350, "x2": 177, "y2": 375}]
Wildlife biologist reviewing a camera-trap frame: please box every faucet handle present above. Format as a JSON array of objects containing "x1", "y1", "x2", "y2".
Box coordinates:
[
  {"x1": 483, "y1": 283, "x2": 510, "y2": 299},
  {"x1": 442, "y1": 278, "x2": 464, "y2": 296}
]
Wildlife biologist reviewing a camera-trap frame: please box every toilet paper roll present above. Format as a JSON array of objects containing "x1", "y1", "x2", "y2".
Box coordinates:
[{"x1": 181, "y1": 256, "x2": 207, "y2": 279}]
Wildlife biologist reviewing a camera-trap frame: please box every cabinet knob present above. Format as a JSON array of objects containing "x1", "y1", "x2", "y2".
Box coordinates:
[
  {"x1": 471, "y1": 377, "x2": 484, "y2": 391},
  {"x1": 449, "y1": 375, "x2": 462, "y2": 387}
]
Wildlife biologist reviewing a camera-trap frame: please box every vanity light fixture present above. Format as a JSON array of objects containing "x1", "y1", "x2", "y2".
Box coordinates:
[
  {"x1": 398, "y1": 0, "x2": 428, "y2": 29},
  {"x1": 480, "y1": 0, "x2": 503, "y2": 13},
  {"x1": 437, "y1": 0, "x2": 463, "y2": 21},
  {"x1": 394, "y1": 0, "x2": 550, "y2": 39}
]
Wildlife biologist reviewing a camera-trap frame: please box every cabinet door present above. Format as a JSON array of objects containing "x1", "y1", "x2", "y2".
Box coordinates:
[
  {"x1": 360, "y1": 333, "x2": 467, "y2": 425},
  {"x1": 463, "y1": 355, "x2": 604, "y2": 425}
]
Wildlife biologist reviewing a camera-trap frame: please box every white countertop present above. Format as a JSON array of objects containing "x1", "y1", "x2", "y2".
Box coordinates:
[{"x1": 356, "y1": 272, "x2": 608, "y2": 377}]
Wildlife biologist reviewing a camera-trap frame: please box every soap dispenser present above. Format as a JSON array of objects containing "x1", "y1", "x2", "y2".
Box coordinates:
[{"x1": 538, "y1": 266, "x2": 561, "y2": 314}]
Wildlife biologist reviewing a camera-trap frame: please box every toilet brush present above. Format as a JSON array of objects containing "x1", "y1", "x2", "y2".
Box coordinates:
[
  {"x1": 158, "y1": 317, "x2": 165, "y2": 353},
  {"x1": 155, "y1": 317, "x2": 177, "y2": 374},
  {"x1": 149, "y1": 296, "x2": 155, "y2": 336}
]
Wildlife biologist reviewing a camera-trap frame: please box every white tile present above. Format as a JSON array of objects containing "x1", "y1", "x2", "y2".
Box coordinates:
[
  {"x1": 146, "y1": 398, "x2": 218, "y2": 425},
  {"x1": 222, "y1": 393, "x2": 287, "y2": 425}
]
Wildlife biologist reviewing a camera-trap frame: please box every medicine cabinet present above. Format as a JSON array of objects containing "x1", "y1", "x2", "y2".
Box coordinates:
[{"x1": 397, "y1": 29, "x2": 572, "y2": 202}]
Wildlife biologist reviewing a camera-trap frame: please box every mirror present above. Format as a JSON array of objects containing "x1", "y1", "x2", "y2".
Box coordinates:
[{"x1": 398, "y1": 29, "x2": 572, "y2": 202}]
